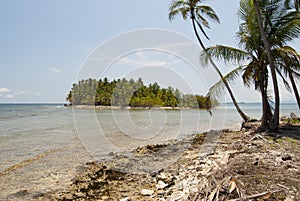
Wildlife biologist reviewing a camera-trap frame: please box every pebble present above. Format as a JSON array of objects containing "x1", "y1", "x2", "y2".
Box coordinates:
[
  {"x1": 156, "y1": 180, "x2": 168, "y2": 189},
  {"x1": 141, "y1": 189, "x2": 154, "y2": 196}
]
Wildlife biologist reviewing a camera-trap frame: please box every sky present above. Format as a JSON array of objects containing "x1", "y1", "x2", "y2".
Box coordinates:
[{"x1": 0, "y1": 0, "x2": 299, "y2": 103}]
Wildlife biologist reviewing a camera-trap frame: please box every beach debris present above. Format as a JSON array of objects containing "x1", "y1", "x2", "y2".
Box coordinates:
[
  {"x1": 290, "y1": 112, "x2": 299, "y2": 120},
  {"x1": 282, "y1": 154, "x2": 292, "y2": 161},
  {"x1": 156, "y1": 180, "x2": 168, "y2": 189},
  {"x1": 227, "y1": 177, "x2": 246, "y2": 200},
  {"x1": 228, "y1": 190, "x2": 283, "y2": 201},
  {"x1": 34, "y1": 126, "x2": 299, "y2": 201},
  {"x1": 284, "y1": 197, "x2": 295, "y2": 201},
  {"x1": 8, "y1": 190, "x2": 29, "y2": 198},
  {"x1": 140, "y1": 189, "x2": 154, "y2": 196}
]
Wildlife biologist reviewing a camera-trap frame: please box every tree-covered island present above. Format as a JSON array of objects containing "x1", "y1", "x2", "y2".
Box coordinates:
[{"x1": 66, "y1": 77, "x2": 218, "y2": 109}]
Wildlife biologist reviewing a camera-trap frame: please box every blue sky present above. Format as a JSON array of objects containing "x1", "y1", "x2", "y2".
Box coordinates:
[{"x1": 0, "y1": 0, "x2": 299, "y2": 103}]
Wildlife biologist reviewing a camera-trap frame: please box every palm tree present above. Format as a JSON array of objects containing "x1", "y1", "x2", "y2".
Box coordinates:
[
  {"x1": 253, "y1": 0, "x2": 280, "y2": 130},
  {"x1": 203, "y1": 0, "x2": 300, "y2": 130},
  {"x1": 202, "y1": 45, "x2": 272, "y2": 129},
  {"x1": 169, "y1": 0, "x2": 251, "y2": 122}
]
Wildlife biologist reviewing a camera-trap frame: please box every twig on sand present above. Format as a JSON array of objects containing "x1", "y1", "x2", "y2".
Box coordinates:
[
  {"x1": 228, "y1": 189, "x2": 283, "y2": 201},
  {"x1": 277, "y1": 183, "x2": 290, "y2": 190},
  {"x1": 249, "y1": 134, "x2": 268, "y2": 142}
]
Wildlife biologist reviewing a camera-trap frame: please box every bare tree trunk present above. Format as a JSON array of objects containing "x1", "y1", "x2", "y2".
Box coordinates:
[
  {"x1": 191, "y1": 18, "x2": 250, "y2": 122},
  {"x1": 253, "y1": 0, "x2": 280, "y2": 131}
]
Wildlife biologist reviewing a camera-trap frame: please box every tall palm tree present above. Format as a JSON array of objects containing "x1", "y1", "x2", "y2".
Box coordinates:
[
  {"x1": 169, "y1": 0, "x2": 251, "y2": 122},
  {"x1": 202, "y1": 46, "x2": 272, "y2": 129},
  {"x1": 253, "y1": 0, "x2": 280, "y2": 131},
  {"x1": 203, "y1": 0, "x2": 300, "y2": 130}
]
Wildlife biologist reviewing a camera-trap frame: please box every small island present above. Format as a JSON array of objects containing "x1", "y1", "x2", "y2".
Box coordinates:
[{"x1": 66, "y1": 77, "x2": 218, "y2": 109}]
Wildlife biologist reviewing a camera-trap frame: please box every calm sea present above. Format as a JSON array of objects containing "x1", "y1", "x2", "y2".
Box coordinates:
[
  {"x1": 0, "y1": 103, "x2": 298, "y2": 198},
  {"x1": 0, "y1": 103, "x2": 298, "y2": 171}
]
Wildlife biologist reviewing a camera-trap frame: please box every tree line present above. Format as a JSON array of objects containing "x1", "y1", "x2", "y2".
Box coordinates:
[
  {"x1": 169, "y1": 0, "x2": 300, "y2": 131},
  {"x1": 66, "y1": 77, "x2": 218, "y2": 109}
]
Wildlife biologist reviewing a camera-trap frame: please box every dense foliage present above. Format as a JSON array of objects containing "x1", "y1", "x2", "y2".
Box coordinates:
[{"x1": 66, "y1": 78, "x2": 218, "y2": 109}]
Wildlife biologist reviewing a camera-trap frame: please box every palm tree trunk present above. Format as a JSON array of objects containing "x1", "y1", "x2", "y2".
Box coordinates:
[
  {"x1": 253, "y1": 0, "x2": 280, "y2": 131},
  {"x1": 289, "y1": 70, "x2": 300, "y2": 109},
  {"x1": 260, "y1": 73, "x2": 269, "y2": 129},
  {"x1": 191, "y1": 18, "x2": 250, "y2": 122},
  {"x1": 260, "y1": 69, "x2": 273, "y2": 130}
]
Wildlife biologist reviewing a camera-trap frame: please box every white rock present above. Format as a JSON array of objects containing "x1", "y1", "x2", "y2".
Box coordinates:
[
  {"x1": 284, "y1": 197, "x2": 294, "y2": 201},
  {"x1": 119, "y1": 197, "x2": 129, "y2": 201},
  {"x1": 156, "y1": 180, "x2": 168, "y2": 189},
  {"x1": 157, "y1": 172, "x2": 167, "y2": 180},
  {"x1": 141, "y1": 189, "x2": 154, "y2": 196},
  {"x1": 168, "y1": 191, "x2": 183, "y2": 201}
]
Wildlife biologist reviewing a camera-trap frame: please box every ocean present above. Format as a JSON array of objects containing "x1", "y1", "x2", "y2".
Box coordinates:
[{"x1": 0, "y1": 103, "x2": 298, "y2": 199}]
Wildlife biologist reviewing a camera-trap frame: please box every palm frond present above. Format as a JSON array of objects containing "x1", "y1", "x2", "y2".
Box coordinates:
[
  {"x1": 242, "y1": 63, "x2": 256, "y2": 88},
  {"x1": 208, "y1": 66, "x2": 244, "y2": 98},
  {"x1": 202, "y1": 45, "x2": 250, "y2": 65},
  {"x1": 168, "y1": 0, "x2": 190, "y2": 21},
  {"x1": 273, "y1": 46, "x2": 300, "y2": 82},
  {"x1": 195, "y1": 5, "x2": 220, "y2": 23},
  {"x1": 195, "y1": 18, "x2": 210, "y2": 39},
  {"x1": 276, "y1": 68, "x2": 292, "y2": 93},
  {"x1": 169, "y1": 0, "x2": 188, "y2": 12},
  {"x1": 272, "y1": 14, "x2": 300, "y2": 44}
]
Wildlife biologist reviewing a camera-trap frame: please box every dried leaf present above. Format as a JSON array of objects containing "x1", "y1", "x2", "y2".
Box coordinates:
[
  {"x1": 262, "y1": 192, "x2": 272, "y2": 199},
  {"x1": 228, "y1": 177, "x2": 237, "y2": 193},
  {"x1": 228, "y1": 177, "x2": 246, "y2": 200}
]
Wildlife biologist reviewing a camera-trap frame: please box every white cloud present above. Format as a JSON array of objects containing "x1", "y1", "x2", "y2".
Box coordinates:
[
  {"x1": 50, "y1": 68, "x2": 62, "y2": 73},
  {"x1": 116, "y1": 56, "x2": 169, "y2": 67},
  {"x1": 36, "y1": 93, "x2": 41, "y2": 96},
  {"x1": 0, "y1": 87, "x2": 10, "y2": 93},
  {"x1": 5, "y1": 94, "x2": 14, "y2": 98}
]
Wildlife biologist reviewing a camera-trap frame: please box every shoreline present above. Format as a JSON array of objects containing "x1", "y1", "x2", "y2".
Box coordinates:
[
  {"x1": 67, "y1": 104, "x2": 206, "y2": 110},
  {"x1": 6, "y1": 122, "x2": 297, "y2": 201}
]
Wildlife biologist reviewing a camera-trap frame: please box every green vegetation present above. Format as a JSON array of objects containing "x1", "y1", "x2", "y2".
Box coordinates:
[
  {"x1": 199, "y1": 0, "x2": 300, "y2": 131},
  {"x1": 66, "y1": 77, "x2": 218, "y2": 109}
]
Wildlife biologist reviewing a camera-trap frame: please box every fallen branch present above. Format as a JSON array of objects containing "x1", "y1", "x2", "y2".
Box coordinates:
[
  {"x1": 228, "y1": 189, "x2": 283, "y2": 201},
  {"x1": 277, "y1": 183, "x2": 290, "y2": 190}
]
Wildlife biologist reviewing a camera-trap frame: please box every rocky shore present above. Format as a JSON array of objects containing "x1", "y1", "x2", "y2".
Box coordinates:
[{"x1": 37, "y1": 122, "x2": 300, "y2": 201}]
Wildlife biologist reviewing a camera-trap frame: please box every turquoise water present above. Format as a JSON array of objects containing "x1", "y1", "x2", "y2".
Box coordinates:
[{"x1": 0, "y1": 103, "x2": 298, "y2": 172}]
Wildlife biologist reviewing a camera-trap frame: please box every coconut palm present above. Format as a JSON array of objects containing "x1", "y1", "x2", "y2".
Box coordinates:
[
  {"x1": 202, "y1": 45, "x2": 273, "y2": 129},
  {"x1": 203, "y1": 0, "x2": 300, "y2": 130},
  {"x1": 169, "y1": 0, "x2": 251, "y2": 122},
  {"x1": 252, "y1": 0, "x2": 281, "y2": 130}
]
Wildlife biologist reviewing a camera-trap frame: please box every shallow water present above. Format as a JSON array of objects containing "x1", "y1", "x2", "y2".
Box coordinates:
[
  {"x1": 0, "y1": 103, "x2": 298, "y2": 199},
  {"x1": 0, "y1": 103, "x2": 299, "y2": 171}
]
